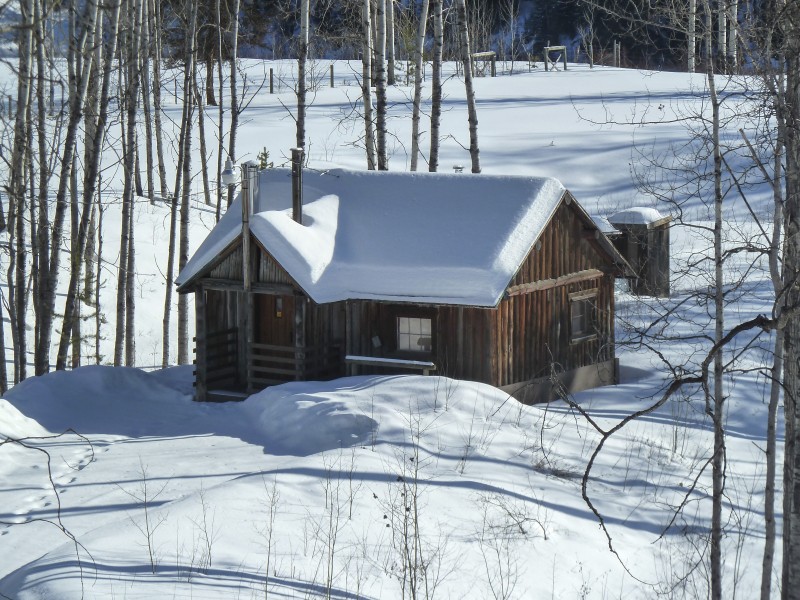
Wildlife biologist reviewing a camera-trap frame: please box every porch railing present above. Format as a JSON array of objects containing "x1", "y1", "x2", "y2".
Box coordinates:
[
  {"x1": 248, "y1": 342, "x2": 342, "y2": 388},
  {"x1": 199, "y1": 328, "x2": 239, "y2": 389}
]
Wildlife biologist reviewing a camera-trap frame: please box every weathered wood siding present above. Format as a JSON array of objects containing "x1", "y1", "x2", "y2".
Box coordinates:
[
  {"x1": 491, "y1": 274, "x2": 615, "y2": 387},
  {"x1": 345, "y1": 302, "x2": 493, "y2": 383},
  {"x1": 492, "y1": 198, "x2": 618, "y2": 387},
  {"x1": 207, "y1": 238, "x2": 295, "y2": 287}
]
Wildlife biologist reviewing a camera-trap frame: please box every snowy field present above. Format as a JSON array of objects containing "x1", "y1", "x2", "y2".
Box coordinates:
[{"x1": 0, "y1": 60, "x2": 782, "y2": 598}]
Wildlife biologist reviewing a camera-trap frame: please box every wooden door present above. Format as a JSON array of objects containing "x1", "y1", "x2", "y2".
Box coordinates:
[{"x1": 255, "y1": 294, "x2": 295, "y2": 347}]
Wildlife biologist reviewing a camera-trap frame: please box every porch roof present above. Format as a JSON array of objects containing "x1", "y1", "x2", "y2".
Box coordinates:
[{"x1": 177, "y1": 168, "x2": 568, "y2": 307}]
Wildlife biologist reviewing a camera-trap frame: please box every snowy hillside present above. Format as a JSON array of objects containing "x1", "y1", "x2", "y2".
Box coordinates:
[{"x1": 0, "y1": 59, "x2": 782, "y2": 598}]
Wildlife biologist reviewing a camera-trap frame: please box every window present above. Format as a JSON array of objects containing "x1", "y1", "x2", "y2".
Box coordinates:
[
  {"x1": 397, "y1": 317, "x2": 432, "y2": 353},
  {"x1": 570, "y1": 291, "x2": 597, "y2": 342}
]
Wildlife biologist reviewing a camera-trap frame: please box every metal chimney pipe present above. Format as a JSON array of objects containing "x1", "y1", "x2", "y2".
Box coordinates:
[
  {"x1": 291, "y1": 147, "x2": 304, "y2": 224},
  {"x1": 240, "y1": 161, "x2": 259, "y2": 292}
]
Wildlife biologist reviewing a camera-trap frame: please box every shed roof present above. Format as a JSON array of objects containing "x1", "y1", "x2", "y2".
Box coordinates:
[{"x1": 177, "y1": 168, "x2": 614, "y2": 306}]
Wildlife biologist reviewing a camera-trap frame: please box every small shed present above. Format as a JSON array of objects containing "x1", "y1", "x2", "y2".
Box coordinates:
[
  {"x1": 608, "y1": 207, "x2": 671, "y2": 298},
  {"x1": 177, "y1": 168, "x2": 632, "y2": 403}
]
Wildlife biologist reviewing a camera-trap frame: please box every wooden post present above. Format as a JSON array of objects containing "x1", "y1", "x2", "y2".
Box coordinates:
[
  {"x1": 195, "y1": 286, "x2": 207, "y2": 401},
  {"x1": 345, "y1": 301, "x2": 353, "y2": 376},
  {"x1": 270, "y1": 68, "x2": 274, "y2": 94},
  {"x1": 174, "y1": 80, "x2": 177, "y2": 103},
  {"x1": 240, "y1": 162, "x2": 258, "y2": 392},
  {"x1": 491, "y1": 54, "x2": 496, "y2": 77},
  {"x1": 294, "y1": 293, "x2": 306, "y2": 380},
  {"x1": 545, "y1": 40, "x2": 550, "y2": 71},
  {"x1": 330, "y1": 63, "x2": 334, "y2": 88}
]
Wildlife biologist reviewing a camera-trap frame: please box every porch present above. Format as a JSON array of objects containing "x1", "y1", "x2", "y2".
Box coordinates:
[{"x1": 195, "y1": 327, "x2": 343, "y2": 402}]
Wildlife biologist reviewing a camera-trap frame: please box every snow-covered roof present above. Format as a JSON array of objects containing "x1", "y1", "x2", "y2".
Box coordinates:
[
  {"x1": 177, "y1": 168, "x2": 569, "y2": 307},
  {"x1": 608, "y1": 206, "x2": 670, "y2": 227},
  {"x1": 592, "y1": 215, "x2": 618, "y2": 235}
]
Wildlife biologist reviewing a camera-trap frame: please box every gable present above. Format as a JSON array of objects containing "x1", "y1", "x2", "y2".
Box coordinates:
[{"x1": 509, "y1": 193, "x2": 631, "y2": 289}]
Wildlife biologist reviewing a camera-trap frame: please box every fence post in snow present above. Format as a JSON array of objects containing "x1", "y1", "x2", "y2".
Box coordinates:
[
  {"x1": 330, "y1": 64, "x2": 334, "y2": 88},
  {"x1": 270, "y1": 68, "x2": 274, "y2": 94}
]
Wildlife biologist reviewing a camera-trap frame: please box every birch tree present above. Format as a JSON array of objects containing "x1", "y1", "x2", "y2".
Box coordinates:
[
  {"x1": 361, "y1": 0, "x2": 377, "y2": 169},
  {"x1": 297, "y1": 0, "x2": 310, "y2": 149},
  {"x1": 410, "y1": 0, "x2": 430, "y2": 171},
  {"x1": 375, "y1": 0, "x2": 389, "y2": 169},
  {"x1": 781, "y1": 0, "x2": 800, "y2": 594},
  {"x1": 428, "y1": 0, "x2": 443, "y2": 172},
  {"x1": 34, "y1": 0, "x2": 99, "y2": 374},
  {"x1": 177, "y1": 0, "x2": 198, "y2": 365},
  {"x1": 455, "y1": 0, "x2": 480, "y2": 173},
  {"x1": 7, "y1": 0, "x2": 34, "y2": 380}
]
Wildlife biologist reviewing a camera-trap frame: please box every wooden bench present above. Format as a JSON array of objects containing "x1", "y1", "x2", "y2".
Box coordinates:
[{"x1": 345, "y1": 355, "x2": 437, "y2": 376}]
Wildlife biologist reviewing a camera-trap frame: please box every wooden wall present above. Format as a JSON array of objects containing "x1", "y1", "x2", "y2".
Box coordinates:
[
  {"x1": 492, "y1": 199, "x2": 618, "y2": 387},
  {"x1": 491, "y1": 274, "x2": 615, "y2": 388}
]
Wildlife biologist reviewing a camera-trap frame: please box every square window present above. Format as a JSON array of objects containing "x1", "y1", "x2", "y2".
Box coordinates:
[{"x1": 397, "y1": 317, "x2": 433, "y2": 353}]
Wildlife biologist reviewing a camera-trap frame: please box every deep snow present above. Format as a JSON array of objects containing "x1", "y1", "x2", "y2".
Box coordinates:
[{"x1": 0, "y1": 58, "x2": 783, "y2": 598}]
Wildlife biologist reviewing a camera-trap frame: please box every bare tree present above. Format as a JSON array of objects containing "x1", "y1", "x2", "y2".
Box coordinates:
[
  {"x1": 410, "y1": 0, "x2": 430, "y2": 171},
  {"x1": 387, "y1": 0, "x2": 396, "y2": 85},
  {"x1": 428, "y1": 0, "x2": 443, "y2": 172},
  {"x1": 297, "y1": 0, "x2": 310, "y2": 149},
  {"x1": 455, "y1": 0, "x2": 480, "y2": 173},
  {"x1": 361, "y1": 0, "x2": 377, "y2": 169},
  {"x1": 178, "y1": 0, "x2": 198, "y2": 366},
  {"x1": 227, "y1": 0, "x2": 241, "y2": 206},
  {"x1": 375, "y1": 0, "x2": 389, "y2": 169}
]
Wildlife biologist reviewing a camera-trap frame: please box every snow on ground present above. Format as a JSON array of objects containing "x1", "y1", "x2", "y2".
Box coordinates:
[
  {"x1": 0, "y1": 361, "x2": 778, "y2": 599},
  {"x1": 0, "y1": 60, "x2": 783, "y2": 597}
]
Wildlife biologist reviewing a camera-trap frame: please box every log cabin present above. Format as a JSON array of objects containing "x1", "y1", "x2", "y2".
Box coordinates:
[{"x1": 176, "y1": 164, "x2": 632, "y2": 403}]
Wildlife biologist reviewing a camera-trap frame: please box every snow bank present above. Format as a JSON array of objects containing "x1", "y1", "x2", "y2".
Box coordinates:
[{"x1": 2, "y1": 366, "x2": 195, "y2": 436}]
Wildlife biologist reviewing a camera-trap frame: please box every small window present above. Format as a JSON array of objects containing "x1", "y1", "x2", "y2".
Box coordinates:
[
  {"x1": 397, "y1": 317, "x2": 432, "y2": 353},
  {"x1": 570, "y1": 291, "x2": 597, "y2": 342}
]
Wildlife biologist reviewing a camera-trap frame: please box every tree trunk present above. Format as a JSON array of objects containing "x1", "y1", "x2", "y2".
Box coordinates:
[
  {"x1": 410, "y1": 0, "x2": 430, "y2": 171},
  {"x1": 140, "y1": 0, "x2": 155, "y2": 201},
  {"x1": 151, "y1": 0, "x2": 168, "y2": 198},
  {"x1": 227, "y1": 0, "x2": 240, "y2": 207},
  {"x1": 9, "y1": 0, "x2": 33, "y2": 381},
  {"x1": 361, "y1": 0, "x2": 376, "y2": 170},
  {"x1": 688, "y1": 0, "x2": 696, "y2": 73},
  {"x1": 455, "y1": 0, "x2": 480, "y2": 173},
  {"x1": 196, "y1": 81, "x2": 212, "y2": 205},
  {"x1": 375, "y1": 0, "x2": 388, "y2": 169},
  {"x1": 177, "y1": 0, "x2": 198, "y2": 365},
  {"x1": 782, "y1": 1, "x2": 800, "y2": 595},
  {"x1": 387, "y1": 0, "x2": 396, "y2": 85},
  {"x1": 215, "y1": 0, "x2": 225, "y2": 222},
  {"x1": 114, "y1": 0, "x2": 142, "y2": 367},
  {"x1": 707, "y1": 58, "x2": 724, "y2": 600},
  {"x1": 297, "y1": 0, "x2": 309, "y2": 149},
  {"x1": 205, "y1": 56, "x2": 217, "y2": 106},
  {"x1": 56, "y1": 0, "x2": 120, "y2": 370},
  {"x1": 36, "y1": 0, "x2": 100, "y2": 374},
  {"x1": 428, "y1": 0, "x2": 443, "y2": 172}
]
